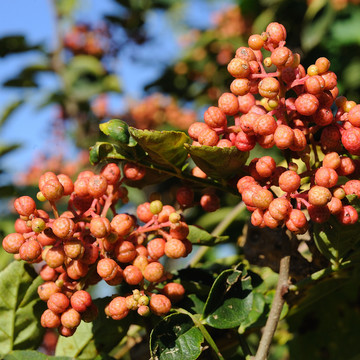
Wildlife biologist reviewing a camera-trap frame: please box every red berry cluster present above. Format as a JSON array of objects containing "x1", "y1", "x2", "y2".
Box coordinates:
[
  {"x1": 3, "y1": 162, "x2": 190, "y2": 337},
  {"x1": 176, "y1": 186, "x2": 220, "y2": 213},
  {"x1": 63, "y1": 23, "x2": 113, "y2": 58},
  {"x1": 188, "y1": 22, "x2": 360, "y2": 233}
]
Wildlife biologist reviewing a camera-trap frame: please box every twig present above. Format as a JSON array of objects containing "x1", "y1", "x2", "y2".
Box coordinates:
[
  {"x1": 189, "y1": 201, "x2": 246, "y2": 267},
  {"x1": 254, "y1": 254, "x2": 290, "y2": 360}
]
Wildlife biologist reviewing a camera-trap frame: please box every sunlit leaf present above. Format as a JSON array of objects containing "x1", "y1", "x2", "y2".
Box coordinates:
[
  {"x1": 188, "y1": 225, "x2": 229, "y2": 246},
  {"x1": 0, "y1": 262, "x2": 45, "y2": 355},
  {"x1": 129, "y1": 128, "x2": 190, "y2": 170},
  {"x1": 185, "y1": 144, "x2": 248, "y2": 180}
]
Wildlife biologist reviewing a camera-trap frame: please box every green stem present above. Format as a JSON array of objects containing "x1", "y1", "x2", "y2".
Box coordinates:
[
  {"x1": 177, "y1": 308, "x2": 225, "y2": 360},
  {"x1": 189, "y1": 202, "x2": 246, "y2": 267}
]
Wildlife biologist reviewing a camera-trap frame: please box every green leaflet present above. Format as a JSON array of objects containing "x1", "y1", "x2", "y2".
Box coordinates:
[
  {"x1": 185, "y1": 144, "x2": 248, "y2": 180},
  {"x1": 203, "y1": 268, "x2": 253, "y2": 329},
  {"x1": 150, "y1": 313, "x2": 204, "y2": 360},
  {"x1": 129, "y1": 127, "x2": 190, "y2": 171},
  {"x1": 187, "y1": 225, "x2": 229, "y2": 246},
  {"x1": 55, "y1": 298, "x2": 132, "y2": 358},
  {"x1": 0, "y1": 262, "x2": 46, "y2": 355}
]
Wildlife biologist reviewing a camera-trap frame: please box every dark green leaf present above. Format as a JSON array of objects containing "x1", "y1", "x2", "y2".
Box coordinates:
[
  {"x1": 150, "y1": 313, "x2": 204, "y2": 360},
  {"x1": 3, "y1": 64, "x2": 51, "y2": 88},
  {"x1": 203, "y1": 268, "x2": 253, "y2": 329},
  {"x1": 185, "y1": 144, "x2": 248, "y2": 180},
  {"x1": 313, "y1": 217, "x2": 360, "y2": 261},
  {"x1": 0, "y1": 185, "x2": 17, "y2": 198},
  {"x1": 3, "y1": 78, "x2": 37, "y2": 88},
  {"x1": 0, "y1": 100, "x2": 24, "y2": 127},
  {"x1": 0, "y1": 144, "x2": 20, "y2": 157},
  {"x1": 0, "y1": 262, "x2": 46, "y2": 355},
  {"x1": 129, "y1": 128, "x2": 190, "y2": 171},
  {"x1": 0, "y1": 36, "x2": 41, "y2": 57},
  {"x1": 188, "y1": 225, "x2": 229, "y2": 246},
  {"x1": 55, "y1": 298, "x2": 132, "y2": 358},
  {"x1": 177, "y1": 268, "x2": 214, "y2": 298},
  {"x1": 180, "y1": 294, "x2": 205, "y2": 315}
]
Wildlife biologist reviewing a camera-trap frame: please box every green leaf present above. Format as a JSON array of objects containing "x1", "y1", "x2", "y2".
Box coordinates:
[
  {"x1": 3, "y1": 350, "x2": 71, "y2": 359},
  {"x1": 203, "y1": 268, "x2": 253, "y2": 329},
  {"x1": 99, "y1": 119, "x2": 131, "y2": 144},
  {"x1": 3, "y1": 64, "x2": 51, "y2": 88},
  {"x1": 102, "y1": 74, "x2": 121, "y2": 93},
  {"x1": 184, "y1": 294, "x2": 206, "y2": 315},
  {"x1": 0, "y1": 144, "x2": 20, "y2": 157},
  {"x1": 55, "y1": 0, "x2": 78, "y2": 16},
  {"x1": 0, "y1": 261, "x2": 46, "y2": 355},
  {"x1": 150, "y1": 313, "x2": 204, "y2": 360},
  {"x1": 68, "y1": 55, "x2": 105, "y2": 76},
  {"x1": 55, "y1": 298, "x2": 131, "y2": 358},
  {"x1": 238, "y1": 292, "x2": 266, "y2": 333},
  {"x1": 313, "y1": 217, "x2": 360, "y2": 262},
  {"x1": 0, "y1": 100, "x2": 24, "y2": 127},
  {"x1": 129, "y1": 128, "x2": 190, "y2": 171},
  {"x1": 0, "y1": 36, "x2": 41, "y2": 57},
  {"x1": 342, "y1": 59, "x2": 360, "y2": 89},
  {"x1": 196, "y1": 206, "x2": 248, "y2": 231},
  {"x1": 185, "y1": 144, "x2": 248, "y2": 180},
  {"x1": 347, "y1": 194, "x2": 360, "y2": 213},
  {"x1": 330, "y1": 9, "x2": 360, "y2": 45},
  {"x1": 301, "y1": 4, "x2": 335, "y2": 52},
  {"x1": 187, "y1": 225, "x2": 229, "y2": 246},
  {"x1": 304, "y1": 0, "x2": 327, "y2": 20},
  {"x1": 123, "y1": 167, "x2": 171, "y2": 188},
  {"x1": 89, "y1": 142, "x2": 126, "y2": 165},
  {"x1": 63, "y1": 55, "x2": 107, "y2": 101}
]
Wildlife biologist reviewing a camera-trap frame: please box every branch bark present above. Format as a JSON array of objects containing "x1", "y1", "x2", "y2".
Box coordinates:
[{"x1": 254, "y1": 254, "x2": 290, "y2": 360}]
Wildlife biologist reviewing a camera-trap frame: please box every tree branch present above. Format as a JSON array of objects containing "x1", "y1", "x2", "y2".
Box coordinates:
[{"x1": 254, "y1": 254, "x2": 290, "y2": 360}]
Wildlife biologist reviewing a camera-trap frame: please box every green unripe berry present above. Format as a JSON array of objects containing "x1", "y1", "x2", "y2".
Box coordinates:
[
  {"x1": 132, "y1": 289, "x2": 141, "y2": 301},
  {"x1": 37, "y1": 191, "x2": 47, "y2": 202},
  {"x1": 169, "y1": 212, "x2": 181, "y2": 224},
  {"x1": 126, "y1": 296, "x2": 138, "y2": 310},
  {"x1": 264, "y1": 57, "x2": 272, "y2": 67},
  {"x1": 150, "y1": 200, "x2": 163, "y2": 215},
  {"x1": 32, "y1": 218, "x2": 46, "y2": 233},
  {"x1": 138, "y1": 295, "x2": 149, "y2": 306}
]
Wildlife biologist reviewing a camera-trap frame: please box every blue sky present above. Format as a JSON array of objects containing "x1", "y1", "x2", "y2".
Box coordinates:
[{"x1": 0, "y1": 0, "x2": 230, "y2": 181}]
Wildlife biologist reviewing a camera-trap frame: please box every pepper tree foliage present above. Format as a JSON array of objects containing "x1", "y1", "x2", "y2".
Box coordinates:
[{"x1": 1, "y1": 0, "x2": 360, "y2": 360}]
